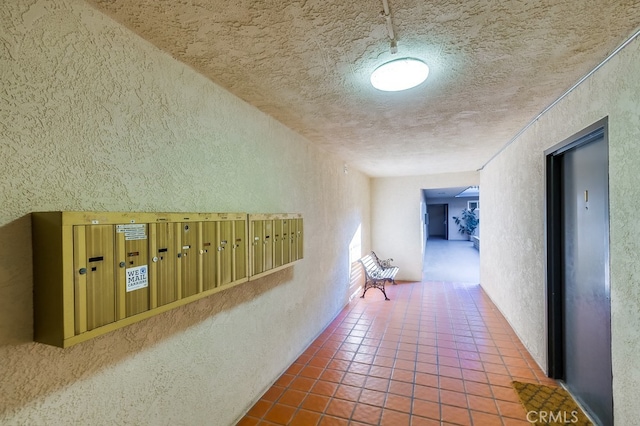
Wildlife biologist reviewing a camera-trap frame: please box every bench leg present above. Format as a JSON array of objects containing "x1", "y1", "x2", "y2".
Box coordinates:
[
  {"x1": 360, "y1": 282, "x2": 374, "y2": 298},
  {"x1": 380, "y1": 286, "x2": 390, "y2": 301},
  {"x1": 380, "y1": 279, "x2": 392, "y2": 299},
  {"x1": 361, "y1": 280, "x2": 390, "y2": 301}
]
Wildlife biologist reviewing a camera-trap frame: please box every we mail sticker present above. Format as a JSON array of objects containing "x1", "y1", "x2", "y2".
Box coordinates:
[{"x1": 126, "y1": 265, "x2": 148, "y2": 292}]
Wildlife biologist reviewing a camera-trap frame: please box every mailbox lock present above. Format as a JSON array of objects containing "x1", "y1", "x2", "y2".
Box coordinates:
[
  {"x1": 119, "y1": 262, "x2": 126, "y2": 268},
  {"x1": 79, "y1": 268, "x2": 87, "y2": 275},
  {"x1": 177, "y1": 253, "x2": 182, "y2": 258},
  {"x1": 152, "y1": 256, "x2": 159, "y2": 262}
]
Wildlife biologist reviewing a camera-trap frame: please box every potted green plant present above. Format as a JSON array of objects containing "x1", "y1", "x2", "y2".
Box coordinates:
[{"x1": 453, "y1": 207, "x2": 479, "y2": 238}]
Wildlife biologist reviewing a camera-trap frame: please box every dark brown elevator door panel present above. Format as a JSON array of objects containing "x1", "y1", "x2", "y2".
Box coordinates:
[{"x1": 562, "y1": 135, "x2": 612, "y2": 425}]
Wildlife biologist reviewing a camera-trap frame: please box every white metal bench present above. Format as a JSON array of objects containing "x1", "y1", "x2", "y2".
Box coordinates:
[{"x1": 358, "y1": 251, "x2": 399, "y2": 300}]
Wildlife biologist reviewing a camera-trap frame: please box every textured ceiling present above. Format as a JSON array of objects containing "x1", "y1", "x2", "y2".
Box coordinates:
[{"x1": 85, "y1": 0, "x2": 640, "y2": 177}]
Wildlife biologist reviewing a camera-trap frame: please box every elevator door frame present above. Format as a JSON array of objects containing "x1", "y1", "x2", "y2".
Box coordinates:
[{"x1": 545, "y1": 117, "x2": 612, "y2": 424}]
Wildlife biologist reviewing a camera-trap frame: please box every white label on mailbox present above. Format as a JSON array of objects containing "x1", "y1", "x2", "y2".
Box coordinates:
[
  {"x1": 117, "y1": 224, "x2": 147, "y2": 240},
  {"x1": 126, "y1": 265, "x2": 148, "y2": 292}
]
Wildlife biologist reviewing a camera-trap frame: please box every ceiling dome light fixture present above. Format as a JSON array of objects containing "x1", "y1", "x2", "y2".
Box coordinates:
[
  {"x1": 371, "y1": 0, "x2": 429, "y2": 91},
  {"x1": 370, "y1": 57, "x2": 430, "y2": 92}
]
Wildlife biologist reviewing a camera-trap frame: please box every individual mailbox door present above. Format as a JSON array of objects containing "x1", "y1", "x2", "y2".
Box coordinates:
[
  {"x1": 274, "y1": 220, "x2": 283, "y2": 268},
  {"x1": 296, "y1": 218, "x2": 304, "y2": 260},
  {"x1": 252, "y1": 220, "x2": 264, "y2": 275},
  {"x1": 73, "y1": 224, "x2": 116, "y2": 333},
  {"x1": 152, "y1": 222, "x2": 179, "y2": 306},
  {"x1": 263, "y1": 220, "x2": 274, "y2": 271},
  {"x1": 201, "y1": 221, "x2": 217, "y2": 291},
  {"x1": 217, "y1": 221, "x2": 233, "y2": 286},
  {"x1": 116, "y1": 223, "x2": 150, "y2": 318},
  {"x1": 262, "y1": 220, "x2": 274, "y2": 271},
  {"x1": 282, "y1": 219, "x2": 290, "y2": 265},
  {"x1": 233, "y1": 220, "x2": 247, "y2": 281},
  {"x1": 288, "y1": 219, "x2": 298, "y2": 262},
  {"x1": 180, "y1": 223, "x2": 198, "y2": 298}
]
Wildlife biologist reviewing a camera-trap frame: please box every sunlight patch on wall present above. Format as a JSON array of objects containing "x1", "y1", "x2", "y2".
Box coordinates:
[{"x1": 348, "y1": 224, "x2": 363, "y2": 301}]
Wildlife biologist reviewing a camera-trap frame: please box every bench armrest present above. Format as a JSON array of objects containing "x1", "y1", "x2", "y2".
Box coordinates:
[{"x1": 379, "y1": 258, "x2": 394, "y2": 268}]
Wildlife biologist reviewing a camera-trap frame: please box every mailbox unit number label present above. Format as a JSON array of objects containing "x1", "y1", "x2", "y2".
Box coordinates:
[{"x1": 117, "y1": 224, "x2": 147, "y2": 240}]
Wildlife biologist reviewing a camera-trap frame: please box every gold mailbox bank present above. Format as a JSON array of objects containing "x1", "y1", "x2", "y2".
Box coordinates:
[
  {"x1": 248, "y1": 213, "x2": 304, "y2": 280},
  {"x1": 32, "y1": 211, "x2": 249, "y2": 348}
]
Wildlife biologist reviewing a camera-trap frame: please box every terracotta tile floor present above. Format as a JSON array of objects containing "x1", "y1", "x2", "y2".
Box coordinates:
[{"x1": 238, "y1": 281, "x2": 557, "y2": 425}]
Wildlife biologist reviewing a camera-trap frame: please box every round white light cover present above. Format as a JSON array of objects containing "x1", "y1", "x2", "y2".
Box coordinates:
[{"x1": 370, "y1": 58, "x2": 429, "y2": 92}]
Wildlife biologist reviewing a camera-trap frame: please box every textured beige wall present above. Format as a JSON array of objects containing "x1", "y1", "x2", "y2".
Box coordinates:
[
  {"x1": 0, "y1": 1, "x2": 370, "y2": 425},
  {"x1": 371, "y1": 172, "x2": 479, "y2": 281},
  {"x1": 480, "y1": 33, "x2": 640, "y2": 423}
]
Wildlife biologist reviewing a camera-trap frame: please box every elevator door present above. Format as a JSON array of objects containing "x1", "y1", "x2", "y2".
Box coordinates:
[{"x1": 562, "y1": 134, "x2": 612, "y2": 425}]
